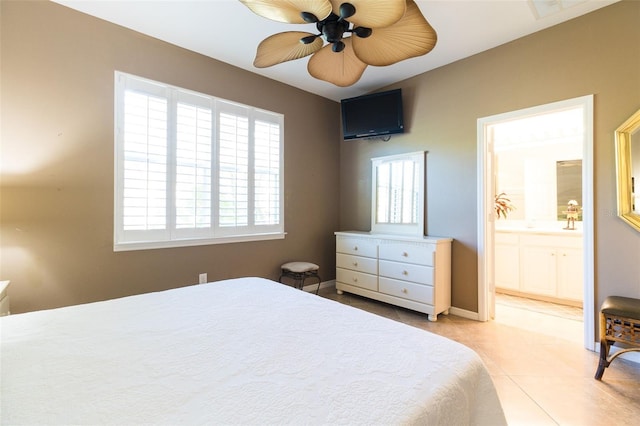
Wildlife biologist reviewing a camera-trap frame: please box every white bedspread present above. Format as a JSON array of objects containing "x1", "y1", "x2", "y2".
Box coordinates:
[{"x1": 1, "y1": 277, "x2": 506, "y2": 425}]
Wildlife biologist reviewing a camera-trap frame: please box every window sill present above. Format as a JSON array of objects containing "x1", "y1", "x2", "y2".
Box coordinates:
[{"x1": 114, "y1": 232, "x2": 286, "y2": 252}]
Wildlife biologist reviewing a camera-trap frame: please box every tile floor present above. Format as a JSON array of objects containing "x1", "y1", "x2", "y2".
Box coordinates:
[{"x1": 317, "y1": 286, "x2": 640, "y2": 425}]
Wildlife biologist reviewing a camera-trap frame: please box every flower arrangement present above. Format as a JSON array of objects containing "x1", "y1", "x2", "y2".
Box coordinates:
[{"x1": 495, "y1": 193, "x2": 515, "y2": 219}]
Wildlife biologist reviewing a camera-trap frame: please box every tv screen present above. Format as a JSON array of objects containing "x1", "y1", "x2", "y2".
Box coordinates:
[{"x1": 341, "y1": 89, "x2": 404, "y2": 140}]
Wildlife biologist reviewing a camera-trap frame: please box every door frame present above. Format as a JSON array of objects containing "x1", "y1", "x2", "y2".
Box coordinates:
[{"x1": 476, "y1": 95, "x2": 595, "y2": 350}]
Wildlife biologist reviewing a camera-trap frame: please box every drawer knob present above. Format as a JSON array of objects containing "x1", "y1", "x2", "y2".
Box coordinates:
[
  {"x1": 402, "y1": 252, "x2": 408, "y2": 257},
  {"x1": 402, "y1": 288, "x2": 408, "y2": 293},
  {"x1": 353, "y1": 261, "x2": 358, "y2": 266},
  {"x1": 352, "y1": 277, "x2": 358, "y2": 282},
  {"x1": 402, "y1": 270, "x2": 409, "y2": 275},
  {"x1": 353, "y1": 246, "x2": 358, "y2": 251}
]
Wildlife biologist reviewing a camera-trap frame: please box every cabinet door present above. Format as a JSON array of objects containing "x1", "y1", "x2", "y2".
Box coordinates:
[
  {"x1": 521, "y1": 246, "x2": 557, "y2": 296},
  {"x1": 495, "y1": 243, "x2": 520, "y2": 291},
  {"x1": 556, "y1": 247, "x2": 583, "y2": 301}
]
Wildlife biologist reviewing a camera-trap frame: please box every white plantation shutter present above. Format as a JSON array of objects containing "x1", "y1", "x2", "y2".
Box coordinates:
[
  {"x1": 214, "y1": 102, "x2": 283, "y2": 236},
  {"x1": 115, "y1": 72, "x2": 284, "y2": 251},
  {"x1": 123, "y1": 92, "x2": 168, "y2": 230},
  {"x1": 115, "y1": 76, "x2": 170, "y2": 244},
  {"x1": 217, "y1": 108, "x2": 249, "y2": 229},
  {"x1": 174, "y1": 91, "x2": 213, "y2": 239},
  {"x1": 253, "y1": 116, "x2": 281, "y2": 226}
]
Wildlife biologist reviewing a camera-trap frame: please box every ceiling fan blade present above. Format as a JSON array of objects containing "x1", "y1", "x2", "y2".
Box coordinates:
[
  {"x1": 239, "y1": 0, "x2": 332, "y2": 24},
  {"x1": 254, "y1": 32, "x2": 324, "y2": 68},
  {"x1": 352, "y1": 0, "x2": 437, "y2": 66},
  {"x1": 307, "y1": 38, "x2": 367, "y2": 87},
  {"x1": 329, "y1": 0, "x2": 406, "y2": 28}
]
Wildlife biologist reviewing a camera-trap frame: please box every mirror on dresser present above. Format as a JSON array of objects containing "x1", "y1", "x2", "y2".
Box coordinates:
[
  {"x1": 615, "y1": 107, "x2": 640, "y2": 231},
  {"x1": 371, "y1": 151, "x2": 426, "y2": 236}
]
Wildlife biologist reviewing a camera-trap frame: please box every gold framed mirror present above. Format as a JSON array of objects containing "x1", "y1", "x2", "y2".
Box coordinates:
[{"x1": 615, "y1": 107, "x2": 640, "y2": 232}]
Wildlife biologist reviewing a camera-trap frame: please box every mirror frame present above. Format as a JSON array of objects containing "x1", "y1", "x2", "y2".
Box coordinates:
[{"x1": 615, "y1": 107, "x2": 640, "y2": 232}]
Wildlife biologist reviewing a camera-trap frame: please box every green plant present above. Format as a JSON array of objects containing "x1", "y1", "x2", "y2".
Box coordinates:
[{"x1": 495, "y1": 193, "x2": 515, "y2": 219}]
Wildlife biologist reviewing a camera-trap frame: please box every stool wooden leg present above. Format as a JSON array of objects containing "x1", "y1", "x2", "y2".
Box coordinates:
[{"x1": 595, "y1": 338, "x2": 611, "y2": 380}]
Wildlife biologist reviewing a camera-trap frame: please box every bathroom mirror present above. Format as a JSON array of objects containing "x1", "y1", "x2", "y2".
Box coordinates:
[
  {"x1": 615, "y1": 108, "x2": 640, "y2": 232},
  {"x1": 371, "y1": 151, "x2": 426, "y2": 235},
  {"x1": 556, "y1": 159, "x2": 582, "y2": 221}
]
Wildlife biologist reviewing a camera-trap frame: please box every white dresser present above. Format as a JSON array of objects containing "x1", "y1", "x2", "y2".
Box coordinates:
[{"x1": 335, "y1": 232, "x2": 452, "y2": 321}]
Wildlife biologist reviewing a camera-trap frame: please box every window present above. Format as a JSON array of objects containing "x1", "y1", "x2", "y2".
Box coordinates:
[{"x1": 114, "y1": 72, "x2": 284, "y2": 251}]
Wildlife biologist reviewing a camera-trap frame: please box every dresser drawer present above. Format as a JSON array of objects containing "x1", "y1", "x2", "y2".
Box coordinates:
[
  {"x1": 379, "y1": 260, "x2": 433, "y2": 285},
  {"x1": 379, "y1": 277, "x2": 434, "y2": 305},
  {"x1": 336, "y1": 268, "x2": 378, "y2": 291},
  {"x1": 336, "y1": 253, "x2": 377, "y2": 274},
  {"x1": 336, "y1": 237, "x2": 378, "y2": 258},
  {"x1": 378, "y1": 243, "x2": 435, "y2": 266}
]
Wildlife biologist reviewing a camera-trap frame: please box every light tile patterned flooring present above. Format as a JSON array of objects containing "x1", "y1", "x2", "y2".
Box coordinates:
[{"x1": 317, "y1": 286, "x2": 640, "y2": 425}]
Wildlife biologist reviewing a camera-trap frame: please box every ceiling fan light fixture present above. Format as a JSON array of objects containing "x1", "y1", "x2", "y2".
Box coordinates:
[
  {"x1": 300, "y1": 34, "x2": 318, "y2": 44},
  {"x1": 332, "y1": 41, "x2": 346, "y2": 53},
  {"x1": 353, "y1": 26, "x2": 372, "y2": 38},
  {"x1": 301, "y1": 11, "x2": 318, "y2": 23},
  {"x1": 338, "y1": 3, "x2": 356, "y2": 20}
]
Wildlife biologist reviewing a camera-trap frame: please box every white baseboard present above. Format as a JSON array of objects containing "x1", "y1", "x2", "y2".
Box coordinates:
[
  {"x1": 302, "y1": 279, "x2": 334, "y2": 293},
  {"x1": 447, "y1": 306, "x2": 479, "y2": 321}
]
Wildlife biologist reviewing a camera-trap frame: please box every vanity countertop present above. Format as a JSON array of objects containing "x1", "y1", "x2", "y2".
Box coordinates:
[{"x1": 496, "y1": 227, "x2": 582, "y2": 236}]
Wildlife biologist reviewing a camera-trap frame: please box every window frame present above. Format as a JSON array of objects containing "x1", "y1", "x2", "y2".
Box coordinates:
[{"x1": 114, "y1": 71, "x2": 284, "y2": 251}]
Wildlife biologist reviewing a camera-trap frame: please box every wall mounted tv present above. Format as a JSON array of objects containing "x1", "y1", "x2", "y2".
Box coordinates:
[{"x1": 341, "y1": 89, "x2": 404, "y2": 140}]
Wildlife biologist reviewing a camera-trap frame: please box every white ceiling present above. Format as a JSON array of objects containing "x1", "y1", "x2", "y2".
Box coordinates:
[{"x1": 53, "y1": 0, "x2": 620, "y2": 101}]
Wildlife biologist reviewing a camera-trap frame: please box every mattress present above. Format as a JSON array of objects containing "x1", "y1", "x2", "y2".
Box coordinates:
[{"x1": 0, "y1": 277, "x2": 506, "y2": 425}]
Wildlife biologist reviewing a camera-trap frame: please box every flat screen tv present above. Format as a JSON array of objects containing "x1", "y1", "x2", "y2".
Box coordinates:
[{"x1": 341, "y1": 89, "x2": 404, "y2": 140}]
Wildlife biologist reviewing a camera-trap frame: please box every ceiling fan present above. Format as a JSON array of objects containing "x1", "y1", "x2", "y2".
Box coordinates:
[{"x1": 239, "y1": 0, "x2": 438, "y2": 87}]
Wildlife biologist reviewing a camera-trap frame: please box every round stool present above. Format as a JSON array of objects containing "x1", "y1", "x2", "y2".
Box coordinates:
[{"x1": 279, "y1": 262, "x2": 321, "y2": 294}]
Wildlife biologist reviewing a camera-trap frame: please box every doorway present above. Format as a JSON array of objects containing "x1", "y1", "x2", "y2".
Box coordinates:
[{"x1": 477, "y1": 95, "x2": 595, "y2": 350}]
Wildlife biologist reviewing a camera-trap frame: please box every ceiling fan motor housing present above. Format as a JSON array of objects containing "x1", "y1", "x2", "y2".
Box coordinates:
[{"x1": 319, "y1": 14, "x2": 350, "y2": 43}]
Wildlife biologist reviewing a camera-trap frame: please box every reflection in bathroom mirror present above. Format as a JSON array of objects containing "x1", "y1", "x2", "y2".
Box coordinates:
[
  {"x1": 556, "y1": 159, "x2": 582, "y2": 221},
  {"x1": 371, "y1": 151, "x2": 425, "y2": 235}
]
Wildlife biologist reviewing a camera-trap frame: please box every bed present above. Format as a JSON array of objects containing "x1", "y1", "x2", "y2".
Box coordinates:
[{"x1": 1, "y1": 277, "x2": 506, "y2": 425}]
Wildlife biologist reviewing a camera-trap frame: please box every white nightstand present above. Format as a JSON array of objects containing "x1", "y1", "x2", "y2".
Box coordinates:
[{"x1": 0, "y1": 280, "x2": 10, "y2": 316}]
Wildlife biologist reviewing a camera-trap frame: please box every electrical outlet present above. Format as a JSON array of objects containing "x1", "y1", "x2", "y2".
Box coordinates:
[{"x1": 198, "y1": 273, "x2": 207, "y2": 284}]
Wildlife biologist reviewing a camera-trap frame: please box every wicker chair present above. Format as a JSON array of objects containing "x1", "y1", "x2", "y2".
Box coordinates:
[{"x1": 595, "y1": 296, "x2": 640, "y2": 380}]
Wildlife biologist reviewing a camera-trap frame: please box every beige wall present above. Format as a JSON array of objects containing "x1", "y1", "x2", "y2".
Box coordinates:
[
  {"x1": 2, "y1": 0, "x2": 640, "y2": 321},
  {"x1": 339, "y1": 0, "x2": 640, "y2": 314},
  {"x1": 0, "y1": 0, "x2": 340, "y2": 313}
]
